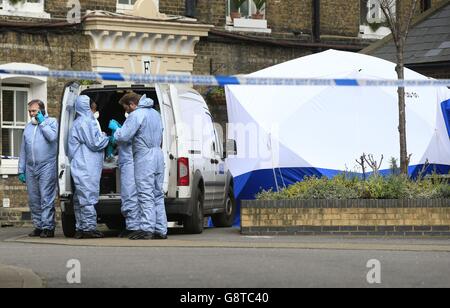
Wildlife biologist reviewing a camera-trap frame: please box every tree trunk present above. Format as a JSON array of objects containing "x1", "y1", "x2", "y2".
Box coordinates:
[{"x1": 396, "y1": 41, "x2": 408, "y2": 175}]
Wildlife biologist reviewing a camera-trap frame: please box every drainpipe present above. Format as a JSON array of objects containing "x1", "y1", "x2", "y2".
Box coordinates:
[
  {"x1": 185, "y1": 0, "x2": 197, "y2": 18},
  {"x1": 312, "y1": 0, "x2": 321, "y2": 42}
]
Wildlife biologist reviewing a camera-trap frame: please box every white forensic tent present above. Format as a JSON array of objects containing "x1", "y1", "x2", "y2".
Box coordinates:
[{"x1": 225, "y1": 50, "x2": 450, "y2": 203}]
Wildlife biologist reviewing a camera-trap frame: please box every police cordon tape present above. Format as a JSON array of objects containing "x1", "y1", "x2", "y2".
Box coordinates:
[{"x1": 1, "y1": 68, "x2": 450, "y2": 87}]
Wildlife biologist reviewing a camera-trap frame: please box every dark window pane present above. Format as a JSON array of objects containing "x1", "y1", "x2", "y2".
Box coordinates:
[
  {"x1": 241, "y1": 0, "x2": 250, "y2": 16},
  {"x1": 16, "y1": 91, "x2": 28, "y2": 123},
  {"x1": 13, "y1": 129, "x2": 24, "y2": 157},
  {"x1": 2, "y1": 90, "x2": 14, "y2": 123},
  {"x1": 2, "y1": 129, "x2": 11, "y2": 156}
]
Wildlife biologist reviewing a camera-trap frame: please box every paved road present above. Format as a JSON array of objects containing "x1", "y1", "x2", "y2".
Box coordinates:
[{"x1": 1, "y1": 227, "x2": 450, "y2": 288}]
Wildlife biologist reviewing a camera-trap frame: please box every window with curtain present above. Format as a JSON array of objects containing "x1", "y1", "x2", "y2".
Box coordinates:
[{"x1": 1, "y1": 88, "x2": 29, "y2": 158}]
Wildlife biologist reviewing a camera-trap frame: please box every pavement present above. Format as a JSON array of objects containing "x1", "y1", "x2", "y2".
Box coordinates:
[
  {"x1": 0, "y1": 264, "x2": 44, "y2": 288},
  {"x1": 1, "y1": 227, "x2": 450, "y2": 288},
  {"x1": 5, "y1": 227, "x2": 450, "y2": 252}
]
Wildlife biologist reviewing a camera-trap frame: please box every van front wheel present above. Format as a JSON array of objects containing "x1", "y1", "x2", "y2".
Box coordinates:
[
  {"x1": 183, "y1": 187, "x2": 204, "y2": 234},
  {"x1": 211, "y1": 187, "x2": 236, "y2": 227}
]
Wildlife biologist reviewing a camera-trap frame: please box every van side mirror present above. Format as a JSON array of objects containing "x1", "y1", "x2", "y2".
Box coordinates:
[{"x1": 224, "y1": 139, "x2": 237, "y2": 158}]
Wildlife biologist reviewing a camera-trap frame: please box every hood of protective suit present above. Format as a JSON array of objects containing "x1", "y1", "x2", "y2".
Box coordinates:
[
  {"x1": 138, "y1": 95, "x2": 154, "y2": 109},
  {"x1": 75, "y1": 95, "x2": 92, "y2": 117}
]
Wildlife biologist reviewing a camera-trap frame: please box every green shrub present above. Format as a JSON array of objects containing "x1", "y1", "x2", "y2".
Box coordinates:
[{"x1": 256, "y1": 174, "x2": 450, "y2": 200}]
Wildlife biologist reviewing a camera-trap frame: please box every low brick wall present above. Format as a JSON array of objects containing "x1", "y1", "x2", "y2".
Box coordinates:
[
  {"x1": 241, "y1": 200, "x2": 450, "y2": 236},
  {"x1": 0, "y1": 208, "x2": 61, "y2": 228}
]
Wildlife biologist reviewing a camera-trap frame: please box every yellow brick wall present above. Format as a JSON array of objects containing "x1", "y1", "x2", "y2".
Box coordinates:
[{"x1": 241, "y1": 206, "x2": 450, "y2": 228}]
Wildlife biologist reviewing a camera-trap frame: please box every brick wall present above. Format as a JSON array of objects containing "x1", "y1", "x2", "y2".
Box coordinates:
[
  {"x1": 0, "y1": 31, "x2": 91, "y2": 117},
  {"x1": 266, "y1": 0, "x2": 311, "y2": 34},
  {"x1": 160, "y1": 0, "x2": 363, "y2": 37},
  {"x1": 160, "y1": 0, "x2": 185, "y2": 16},
  {"x1": 0, "y1": 177, "x2": 29, "y2": 209},
  {"x1": 160, "y1": 0, "x2": 226, "y2": 26},
  {"x1": 0, "y1": 207, "x2": 61, "y2": 227},
  {"x1": 241, "y1": 199, "x2": 450, "y2": 236},
  {"x1": 45, "y1": 0, "x2": 117, "y2": 18},
  {"x1": 193, "y1": 39, "x2": 312, "y2": 76},
  {"x1": 0, "y1": 30, "x2": 91, "y2": 207},
  {"x1": 321, "y1": 0, "x2": 360, "y2": 37},
  {"x1": 193, "y1": 38, "x2": 312, "y2": 124}
]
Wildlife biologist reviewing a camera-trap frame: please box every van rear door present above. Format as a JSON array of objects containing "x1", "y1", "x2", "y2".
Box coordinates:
[
  {"x1": 58, "y1": 82, "x2": 80, "y2": 199},
  {"x1": 156, "y1": 84, "x2": 178, "y2": 198}
]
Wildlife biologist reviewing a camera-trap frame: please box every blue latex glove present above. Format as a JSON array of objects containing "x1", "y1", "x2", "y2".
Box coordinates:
[
  {"x1": 36, "y1": 111, "x2": 45, "y2": 124},
  {"x1": 18, "y1": 173, "x2": 26, "y2": 184},
  {"x1": 108, "y1": 119, "x2": 122, "y2": 133},
  {"x1": 106, "y1": 143, "x2": 114, "y2": 158},
  {"x1": 109, "y1": 135, "x2": 116, "y2": 146}
]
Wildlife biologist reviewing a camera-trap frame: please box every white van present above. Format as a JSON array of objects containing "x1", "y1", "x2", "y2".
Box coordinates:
[{"x1": 58, "y1": 82, "x2": 236, "y2": 237}]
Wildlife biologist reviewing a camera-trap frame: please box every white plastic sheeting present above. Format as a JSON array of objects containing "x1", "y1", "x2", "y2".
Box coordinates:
[{"x1": 225, "y1": 50, "x2": 450, "y2": 200}]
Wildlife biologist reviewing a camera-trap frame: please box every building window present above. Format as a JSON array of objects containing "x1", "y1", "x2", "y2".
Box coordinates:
[
  {"x1": 0, "y1": 62, "x2": 47, "y2": 175},
  {"x1": 1, "y1": 87, "x2": 29, "y2": 158},
  {"x1": 359, "y1": 0, "x2": 395, "y2": 39},
  {"x1": 226, "y1": 0, "x2": 266, "y2": 21},
  {"x1": 118, "y1": 0, "x2": 136, "y2": 5},
  {"x1": 117, "y1": 0, "x2": 136, "y2": 12},
  {"x1": 0, "y1": 0, "x2": 50, "y2": 18},
  {"x1": 225, "y1": 0, "x2": 270, "y2": 33}
]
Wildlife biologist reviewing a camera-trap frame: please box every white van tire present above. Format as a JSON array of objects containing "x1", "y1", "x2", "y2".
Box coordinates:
[
  {"x1": 211, "y1": 187, "x2": 236, "y2": 227},
  {"x1": 183, "y1": 186, "x2": 204, "y2": 234},
  {"x1": 62, "y1": 212, "x2": 76, "y2": 238}
]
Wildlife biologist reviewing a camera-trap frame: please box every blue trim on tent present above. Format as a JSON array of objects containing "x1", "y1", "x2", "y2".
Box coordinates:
[
  {"x1": 409, "y1": 164, "x2": 450, "y2": 179},
  {"x1": 441, "y1": 99, "x2": 450, "y2": 138},
  {"x1": 230, "y1": 164, "x2": 450, "y2": 226}
]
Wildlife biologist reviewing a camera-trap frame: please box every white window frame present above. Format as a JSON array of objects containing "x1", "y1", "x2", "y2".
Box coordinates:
[
  {"x1": 359, "y1": 0, "x2": 395, "y2": 39},
  {"x1": 0, "y1": 62, "x2": 48, "y2": 175},
  {"x1": 1, "y1": 87, "x2": 29, "y2": 158},
  {"x1": 0, "y1": 0, "x2": 50, "y2": 19},
  {"x1": 226, "y1": 0, "x2": 266, "y2": 21},
  {"x1": 225, "y1": 0, "x2": 270, "y2": 33},
  {"x1": 116, "y1": 0, "x2": 137, "y2": 13}
]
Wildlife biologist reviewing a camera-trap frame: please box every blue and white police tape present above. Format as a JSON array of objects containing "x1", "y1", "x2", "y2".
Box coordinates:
[{"x1": 1, "y1": 68, "x2": 450, "y2": 87}]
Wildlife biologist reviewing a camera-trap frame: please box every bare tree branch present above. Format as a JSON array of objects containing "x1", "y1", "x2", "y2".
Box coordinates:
[
  {"x1": 403, "y1": 0, "x2": 419, "y2": 40},
  {"x1": 380, "y1": 0, "x2": 399, "y2": 46},
  {"x1": 378, "y1": 0, "x2": 418, "y2": 175},
  {"x1": 355, "y1": 153, "x2": 368, "y2": 180},
  {"x1": 364, "y1": 154, "x2": 384, "y2": 176},
  {"x1": 406, "y1": 153, "x2": 413, "y2": 166}
]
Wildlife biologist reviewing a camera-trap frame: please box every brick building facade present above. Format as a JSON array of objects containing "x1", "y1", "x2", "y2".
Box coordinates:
[
  {"x1": 0, "y1": 1, "x2": 96, "y2": 209},
  {"x1": 160, "y1": 0, "x2": 369, "y2": 77},
  {"x1": 0, "y1": 0, "x2": 444, "y2": 210}
]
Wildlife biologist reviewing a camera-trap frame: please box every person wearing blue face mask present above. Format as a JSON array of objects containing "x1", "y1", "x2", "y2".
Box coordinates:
[
  {"x1": 68, "y1": 95, "x2": 109, "y2": 239},
  {"x1": 18, "y1": 100, "x2": 58, "y2": 238},
  {"x1": 109, "y1": 92, "x2": 167, "y2": 240}
]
